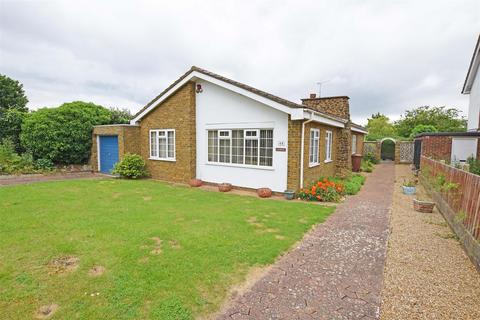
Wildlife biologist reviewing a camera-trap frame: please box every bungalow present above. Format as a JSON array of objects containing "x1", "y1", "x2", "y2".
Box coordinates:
[{"x1": 90, "y1": 67, "x2": 367, "y2": 192}]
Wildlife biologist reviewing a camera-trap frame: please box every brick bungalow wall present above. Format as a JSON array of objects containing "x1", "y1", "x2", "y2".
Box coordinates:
[
  {"x1": 91, "y1": 125, "x2": 140, "y2": 172},
  {"x1": 138, "y1": 82, "x2": 196, "y2": 183}
]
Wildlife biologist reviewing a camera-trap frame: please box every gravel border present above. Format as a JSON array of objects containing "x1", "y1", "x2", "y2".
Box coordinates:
[{"x1": 380, "y1": 165, "x2": 480, "y2": 319}]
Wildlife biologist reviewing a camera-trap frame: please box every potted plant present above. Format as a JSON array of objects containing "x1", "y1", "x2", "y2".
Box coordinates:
[
  {"x1": 402, "y1": 178, "x2": 417, "y2": 195},
  {"x1": 284, "y1": 190, "x2": 295, "y2": 200},
  {"x1": 218, "y1": 183, "x2": 232, "y2": 192},
  {"x1": 257, "y1": 188, "x2": 272, "y2": 198},
  {"x1": 413, "y1": 198, "x2": 435, "y2": 213},
  {"x1": 189, "y1": 178, "x2": 203, "y2": 187}
]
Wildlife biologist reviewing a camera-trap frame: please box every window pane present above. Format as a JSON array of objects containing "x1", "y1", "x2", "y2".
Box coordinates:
[
  {"x1": 245, "y1": 138, "x2": 259, "y2": 165},
  {"x1": 259, "y1": 129, "x2": 273, "y2": 166},
  {"x1": 150, "y1": 131, "x2": 157, "y2": 157},
  {"x1": 219, "y1": 139, "x2": 231, "y2": 163},
  {"x1": 309, "y1": 131, "x2": 314, "y2": 163},
  {"x1": 159, "y1": 137, "x2": 167, "y2": 158},
  {"x1": 167, "y1": 131, "x2": 175, "y2": 158},
  {"x1": 208, "y1": 130, "x2": 218, "y2": 162},
  {"x1": 232, "y1": 130, "x2": 244, "y2": 164}
]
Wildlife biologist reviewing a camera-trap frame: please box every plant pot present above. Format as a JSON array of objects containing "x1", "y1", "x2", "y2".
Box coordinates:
[
  {"x1": 402, "y1": 185, "x2": 416, "y2": 195},
  {"x1": 257, "y1": 188, "x2": 272, "y2": 198},
  {"x1": 218, "y1": 183, "x2": 232, "y2": 192},
  {"x1": 284, "y1": 190, "x2": 295, "y2": 200},
  {"x1": 189, "y1": 178, "x2": 203, "y2": 187},
  {"x1": 413, "y1": 199, "x2": 435, "y2": 213}
]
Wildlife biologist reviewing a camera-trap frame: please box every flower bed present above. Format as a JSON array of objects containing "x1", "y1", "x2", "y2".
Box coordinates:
[{"x1": 298, "y1": 178, "x2": 345, "y2": 202}]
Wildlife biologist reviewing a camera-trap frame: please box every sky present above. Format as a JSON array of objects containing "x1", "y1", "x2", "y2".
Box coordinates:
[{"x1": 1, "y1": 0, "x2": 479, "y2": 125}]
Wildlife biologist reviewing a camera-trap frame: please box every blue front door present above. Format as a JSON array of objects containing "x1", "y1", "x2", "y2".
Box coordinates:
[{"x1": 99, "y1": 135, "x2": 119, "y2": 174}]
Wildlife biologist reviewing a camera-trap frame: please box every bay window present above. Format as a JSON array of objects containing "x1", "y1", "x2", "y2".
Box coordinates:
[{"x1": 207, "y1": 129, "x2": 273, "y2": 167}]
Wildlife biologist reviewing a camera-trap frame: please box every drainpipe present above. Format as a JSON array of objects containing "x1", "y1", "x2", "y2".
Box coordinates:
[{"x1": 300, "y1": 111, "x2": 314, "y2": 189}]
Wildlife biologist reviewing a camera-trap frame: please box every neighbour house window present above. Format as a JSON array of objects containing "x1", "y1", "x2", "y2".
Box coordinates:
[
  {"x1": 325, "y1": 130, "x2": 333, "y2": 162},
  {"x1": 352, "y1": 134, "x2": 357, "y2": 154},
  {"x1": 207, "y1": 129, "x2": 273, "y2": 167},
  {"x1": 150, "y1": 129, "x2": 175, "y2": 160},
  {"x1": 309, "y1": 128, "x2": 320, "y2": 166}
]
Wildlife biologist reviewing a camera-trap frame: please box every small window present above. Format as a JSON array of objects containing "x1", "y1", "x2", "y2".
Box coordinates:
[
  {"x1": 325, "y1": 130, "x2": 333, "y2": 162},
  {"x1": 149, "y1": 129, "x2": 175, "y2": 161},
  {"x1": 309, "y1": 128, "x2": 320, "y2": 166},
  {"x1": 352, "y1": 134, "x2": 357, "y2": 154}
]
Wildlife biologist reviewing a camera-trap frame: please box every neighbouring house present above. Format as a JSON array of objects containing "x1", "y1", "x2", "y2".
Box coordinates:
[
  {"x1": 91, "y1": 67, "x2": 367, "y2": 192},
  {"x1": 414, "y1": 35, "x2": 480, "y2": 167}
]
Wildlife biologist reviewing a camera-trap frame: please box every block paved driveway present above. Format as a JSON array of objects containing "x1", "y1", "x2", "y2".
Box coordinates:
[{"x1": 218, "y1": 163, "x2": 395, "y2": 320}]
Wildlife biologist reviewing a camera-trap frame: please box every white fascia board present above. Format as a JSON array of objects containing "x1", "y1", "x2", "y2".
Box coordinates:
[
  {"x1": 130, "y1": 71, "x2": 297, "y2": 124},
  {"x1": 351, "y1": 127, "x2": 368, "y2": 134},
  {"x1": 302, "y1": 110, "x2": 345, "y2": 128}
]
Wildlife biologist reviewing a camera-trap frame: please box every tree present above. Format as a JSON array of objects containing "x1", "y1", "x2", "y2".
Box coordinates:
[
  {"x1": 0, "y1": 109, "x2": 27, "y2": 152},
  {"x1": 21, "y1": 101, "x2": 112, "y2": 164},
  {"x1": 109, "y1": 107, "x2": 133, "y2": 124},
  {"x1": 394, "y1": 106, "x2": 466, "y2": 138},
  {"x1": 0, "y1": 74, "x2": 28, "y2": 112},
  {"x1": 409, "y1": 124, "x2": 438, "y2": 139},
  {"x1": 365, "y1": 113, "x2": 396, "y2": 141}
]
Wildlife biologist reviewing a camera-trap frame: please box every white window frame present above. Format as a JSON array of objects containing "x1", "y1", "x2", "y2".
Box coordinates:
[
  {"x1": 206, "y1": 128, "x2": 274, "y2": 169},
  {"x1": 352, "y1": 134, "x2": 357, "y2": 155},
  {"x1": 325, "y1": 130, "x2": 333, "y2": 162},
  {"x1": 309, "y1": 128, "x2": 320, "y2": 167},
  {"x1": 149, "y1": 129, "x2": 175, "y2": 161}
]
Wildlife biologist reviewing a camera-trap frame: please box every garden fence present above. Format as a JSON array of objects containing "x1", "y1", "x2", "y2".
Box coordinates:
[{"x1": 421, "y1": 156, "x2": 480, "y2": 241}]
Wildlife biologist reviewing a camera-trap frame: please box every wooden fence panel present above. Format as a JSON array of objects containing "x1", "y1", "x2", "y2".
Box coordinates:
[{"x1": 421, "y1": 156, "x2": 480, "y2": 240}]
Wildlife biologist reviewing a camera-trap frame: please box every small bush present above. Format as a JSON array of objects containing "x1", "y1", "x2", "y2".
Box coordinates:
[
  {"x1": 467, "y1": 156, "x2": 480, "y2": 175},
  {"x1": 332, "y1": 174, "x2": 365, "y2": 195},
  {"x1": 361, "y1": 159, "x2": 374, "y2": 172},
  {"x1": 364, "y1": 152, "x2": 379, "y2": 164},
  {"x1": 112, "y1": 153, "x2": 148, "y2": 179},
  {"x1": 34, "y1": 158, "x2": 54, "y2": 171},
  {"x1": 0, "y1": 139, "x2": 36, "y2": 174},
  {"x1": 298, "y1": 178, "x2": 345, "y2": 202}
]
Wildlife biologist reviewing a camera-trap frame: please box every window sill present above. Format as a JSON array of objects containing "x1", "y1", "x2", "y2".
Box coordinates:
[
  {"x1": 308, "y1": 163, "x2": 320, "y2": 168},
  {"x1": 205, "y1": 162, "x2": 274, "y2": 171},
  {"x1": 324, "y1": 159, "x2": 333, "y2": 163},
  {"x1": 149, "y1": 157, "x2": 176, "y2": 162}
]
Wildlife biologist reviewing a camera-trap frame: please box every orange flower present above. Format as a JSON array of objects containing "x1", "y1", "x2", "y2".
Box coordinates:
[
  {"x1": 316, "y1": 195, "x2": 321, "y2": 200},
  {"x1": 311, "y1": 186, "x2": 317, "y2": 193}
]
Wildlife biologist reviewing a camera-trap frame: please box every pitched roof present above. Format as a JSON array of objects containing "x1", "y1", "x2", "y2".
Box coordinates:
[
  {"x1": 351, "y1": 122, "x2": 368, "y2": 132},
  {"x1": 132, "y1": 66, "x2": 347, "y2": 124},
  {"x1": 462, "y1": 34, "x2": 480, "y2": 94}
]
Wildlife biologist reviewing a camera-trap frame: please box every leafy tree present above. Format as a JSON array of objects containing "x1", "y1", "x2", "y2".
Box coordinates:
[
  {"x1": 365, "y1": 113, "x2": 396, "y2": 141},
  {"x1": 109, "y1": 107, "x2": 133, "y2": 124},
  {"x1": 0, "y1": 109, "x2": 27, "y2": 152},
  {"x1": 409, "y1": 124, "x2": 437, "y2": 139},
  {"x1": 21, "y1": 101, "x2": 111, "y2": 164},
  {"x1": 0, "y1": 74, "x2": 28, "y2": 112},
  {"x1": 394, "y1": 106, "x2": 466, "y2": 138}
]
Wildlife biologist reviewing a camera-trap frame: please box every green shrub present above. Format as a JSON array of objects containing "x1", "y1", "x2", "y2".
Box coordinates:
[
  {"x1": 34, "y1": 158, "x2": 54, "y2": 171},
  {"x1": 21, "y1": 101, "x2": 112, "y2": 164},
  {"x1": 112, "y1": 153, "x2": 148, "y2": 179},
  {"x1": 364, "y1": 152, "x2": 379, "y2": 164},
  {"x1": 361, "y1": 159, "x2": 374, "y2": 172},
  {"x1": 467, "y1": 156, "x2": 480, "y2": 175},
  {"x1": 331, "y1": 174, "x2": 365, "y2": 195}
]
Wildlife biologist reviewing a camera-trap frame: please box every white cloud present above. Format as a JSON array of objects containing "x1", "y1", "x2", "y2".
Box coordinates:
[{"x1": 0, "y1": 0, "x2": 478, "y2": 124}]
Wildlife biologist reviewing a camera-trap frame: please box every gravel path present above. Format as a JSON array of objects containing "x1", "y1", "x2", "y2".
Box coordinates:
[
  {"x1": 380, "y1": 165, "x2": 480, "y2": 319},
  {"x1": 216, "y1": 163, "x2": 395, "y2": 320}
]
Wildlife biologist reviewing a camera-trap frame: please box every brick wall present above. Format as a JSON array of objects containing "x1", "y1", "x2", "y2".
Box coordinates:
[
  {"x1": 138, "y1": 82, "x2": 196, "y2": 183},
  {"x1": 417, "y1": 136, "x2": 452, "y2": 161},
  {"x1": 91, "y1": 125, "x2": 140, "y2": 171},
  {"x1": 300, "y1": 96, "x2": 350, "y2": 120},
  {"x1": 287, "y1": 118, "x2": 341, "y2": 190}
]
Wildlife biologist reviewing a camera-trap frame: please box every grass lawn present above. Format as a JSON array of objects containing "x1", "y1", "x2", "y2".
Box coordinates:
[{"x1": 0, "y1": 179, "x2": 334, "y2": 319}]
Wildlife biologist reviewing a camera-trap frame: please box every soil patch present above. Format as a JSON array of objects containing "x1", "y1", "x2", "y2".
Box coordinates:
[
  {"x1": 88, "y1": 265, "x2": 105, "y2": 277},
  {"x1": 35, "y1": 304, "x2": 58, "y2": 319},
  {"x1": 48, "y1": 256, "x2": 79, "y2": 274},
  {"x1": 169, "y1": 240, "x2": 181, "y2": 249}
]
